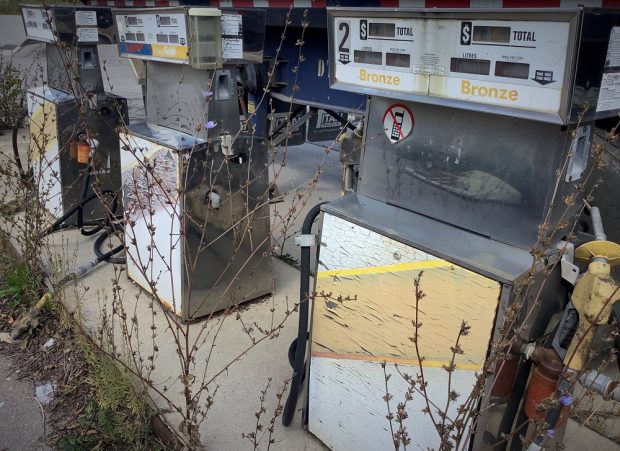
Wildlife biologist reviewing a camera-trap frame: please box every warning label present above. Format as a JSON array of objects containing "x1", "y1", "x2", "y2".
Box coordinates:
[
  {"x1": 382, "y1": 104, "x2": 414, "y2": 143},
  {"x1": 597, "y1": 72, "x2": 620, "y2": 112}
]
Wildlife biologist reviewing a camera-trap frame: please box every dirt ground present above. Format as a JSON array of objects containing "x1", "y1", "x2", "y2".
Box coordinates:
[{"x1": 0, "y1": 236, "x2": 165, "y2": 450}]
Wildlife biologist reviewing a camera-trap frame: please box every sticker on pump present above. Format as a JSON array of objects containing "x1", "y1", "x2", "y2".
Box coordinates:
[{"x1": 382, "y1": 104, "x2": 413, "y2": 143}]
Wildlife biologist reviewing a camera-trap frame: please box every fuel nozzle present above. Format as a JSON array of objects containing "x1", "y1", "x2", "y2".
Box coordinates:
[{"x1": 565, "y1": 206, "x2": 620, "y2": 371}]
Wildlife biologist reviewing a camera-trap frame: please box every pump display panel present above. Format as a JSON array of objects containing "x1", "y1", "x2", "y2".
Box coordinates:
[
  {"x1": 22, "y1": 5, "x2": 55, "y2": 42},
  {"x1": 115, "y1": 8, "x2": 192, "y2": 64},
  {"x1": 22, "y1": 5, "x2": 117, "y2": 45},
  {"x1": 114, "y1": 7, "x2": 265, "y2": 68},
  {"x1": 328, "y1": 9, "x2": 584, "y2": 123}
]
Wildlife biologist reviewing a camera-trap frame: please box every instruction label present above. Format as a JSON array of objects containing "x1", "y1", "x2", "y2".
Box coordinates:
[
  {"x1": 22, "y1": 6, "x2": 55, "y2": 42},
  {"x1": 597, "y1": 27, "x2": 620, "y2": 112},
  {"x1": 75, "y1": 10, "x2": 97, "y2": 26},
  {"x1": 77, "y1": 27, "x2": 99, "y2": 43},
  {"x1": 604, "y1": 27, "x2": 620, "y2": 67},
  {"x1": 221, "y1": 14, "x2": 243, "y2": 60},
  {"x1": 382, "y1": 104, "x2": 414, "y2": 143},
  {"x1": 597, "y1": 72, "x2": 620, "y2": 112}
]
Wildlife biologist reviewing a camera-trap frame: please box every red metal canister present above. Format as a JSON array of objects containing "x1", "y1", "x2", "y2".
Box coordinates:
[{"x1": 524, "y1": 347, "x2": 565, "y2": 421}]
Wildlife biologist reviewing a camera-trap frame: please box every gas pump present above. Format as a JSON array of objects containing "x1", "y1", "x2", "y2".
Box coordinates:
[
  {"x1": 22, "y1": 4, "x2": 128, "y2": 223},
  {"x1": 112, "y1": 7, "x2": 272, "y2": 320},
  {"x1": 283, "y1": 7, "x2": 620, "y2": 450}
]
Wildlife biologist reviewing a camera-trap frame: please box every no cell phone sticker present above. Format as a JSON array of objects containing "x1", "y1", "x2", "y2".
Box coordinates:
[{"x1": 382, "y1": 104, "x2": 414, "y2": 143}]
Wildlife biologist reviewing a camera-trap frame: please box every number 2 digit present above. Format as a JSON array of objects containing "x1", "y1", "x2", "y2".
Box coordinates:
[{"x1": 338, "y1": 22, "x2": 350, "y2": 52}]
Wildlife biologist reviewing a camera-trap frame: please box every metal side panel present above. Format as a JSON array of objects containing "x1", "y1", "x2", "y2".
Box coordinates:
[
  {"x1": 60, "y1": 95, "x2": 126, "y2": 222},
  {"x1": 28, "y1": 86, "x2": 125, "y2": 222},
  {"x1": 182, "y1": 136, "x2": 273, "y2": 318},
  {"x1": 27, "y1": 87, "x2": 74, "y2": 219},
  {"x1": 120, "y1": 124, "x2": 272, "y2": 319},
  {"x1": 358, "y1": 99, "x2": 569, "y2": 250},
  {"x1": 308, "y1": 212, "x2": 501, "y2": 450}
]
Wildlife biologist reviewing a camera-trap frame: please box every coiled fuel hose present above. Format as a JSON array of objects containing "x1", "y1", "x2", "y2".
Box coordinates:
[{"x1": 11, "y1": 119, "x2": 125, "y2": 269}]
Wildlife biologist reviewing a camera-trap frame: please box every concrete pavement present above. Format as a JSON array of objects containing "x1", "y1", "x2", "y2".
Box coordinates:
[{"x1": 0, "y1": 15, "x2": 25, "y2": 50}]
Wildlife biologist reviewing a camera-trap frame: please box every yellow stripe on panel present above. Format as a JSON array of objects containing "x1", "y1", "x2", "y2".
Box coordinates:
[
  {"x1": 151, "y1": 44, "x2": 188, "y2": 61},
  {"x1": 317, "y1": 259, "x2": 451, "y2": 279},
  {"x1": 310, "y1": 351, "x2": 483, "y2": 371}
]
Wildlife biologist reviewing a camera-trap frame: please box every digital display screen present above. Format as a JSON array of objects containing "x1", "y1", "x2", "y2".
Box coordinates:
[
  {"x1": 169, "y1": 34, "x2": 179, "y2": 43},
  {"x1": 450, "y1": 58, "x2": 491, "y2": 75},
  {"x1": 369, "y1": 22, "x2": 395, "y2": 38},
  {"x1": 159, "y1": 16, "x2": 171, "y2": 26},
  {"x1": 354, "y1": 50, "x2": 382, "y2": 65},
  {"x1": 125, "y1": 32, "x2": 136, "y2": 41},
  {"x1": 386, "y1": 52, "x2": 410, "y2": 68},
  {"x1": 473, "y1": 26, "x2": 511, "y2": 44},
  {"x1": 156, "y1": 34, "x2": 168, "y2": 43},
  {"x1": 495, "y1": 61, "x2": 530, "y2": 79},
  {"x1": 126, "y1": 16, "x2": 138, "y2": 26}
]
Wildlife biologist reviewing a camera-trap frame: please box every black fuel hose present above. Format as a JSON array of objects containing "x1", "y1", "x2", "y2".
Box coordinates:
[
  {"x1": 75, "y1": 167, "x2": 106, "y2": 236},
  {"x1": 94, "y1": 224, "x2": 125, "y2": 265},
  {"x1": 42, "y1": 160, "x2": 125, "y2": 264},
  {"x1": 282, "y1": 202, "x2": 326, "y2": 427},
  {"x1": 44, "y1": 190, "x2": 126, "y2": 265},
  {"x1": 12, "y1": 115, "x2": 125, "y2": 269},
  {"x1": 612, "y1": 303, "x2": 620, "y2": 373},
  {"x1": 44, "y1": 190, "x2": 118, "y2": 236}
]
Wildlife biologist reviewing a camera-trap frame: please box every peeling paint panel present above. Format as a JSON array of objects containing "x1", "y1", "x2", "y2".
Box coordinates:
[
  {"x1": 120, "y1": 132, "x2": 183, "y2": 316},
  {"x1": 308, "y1": 214, "x2": 501, "y2": 449},
  {"x1": 319, "y1": 213, "x2": 439, "y2": 272},
  {"x1": 313, "y1": 214, "x2": 501, "y2": 366},
  {"x1": 28, "y1": 89, "x2": 64, "y2": 218}
]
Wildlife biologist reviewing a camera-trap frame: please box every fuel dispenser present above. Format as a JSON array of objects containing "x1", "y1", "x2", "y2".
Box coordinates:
[
  {"x1": 113, "y1": 7, "x2": 272, "y2": 320},
  {"x1": 283, "y1": 7, "x2": 620, "y2": 450},
  {"x1": 22, "y1": 4, "x2": 128, "y2": 222}
]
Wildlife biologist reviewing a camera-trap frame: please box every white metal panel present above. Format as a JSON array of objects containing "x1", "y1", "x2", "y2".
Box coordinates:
[
  {"x1": 309, "y1": 213, "x2": 500, "y2": 450},
  {"x1": 309, "y1": 357, "x2": 477, "y2": 451},
  {"x1": 120, "y1": 133, "x2": 183, "y2": 315},
  {"x1": 319, "y1": 213, "x2": 437, "y2": 271},
  {"x1": 28, "y1": 90, "x2": 63, "y2": 219}
]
